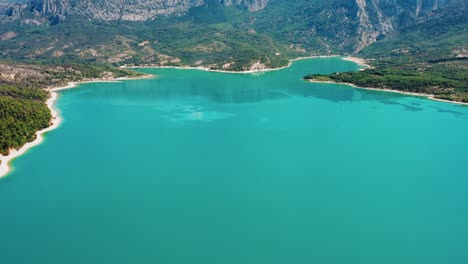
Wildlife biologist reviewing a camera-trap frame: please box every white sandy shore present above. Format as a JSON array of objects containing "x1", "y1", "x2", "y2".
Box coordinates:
[
  {"x1": 308, "y1": 80, "x2": 468, "y2": 106},
  {"x1": 0, "y1": 92, "x2": 60, "y2": 178},
  {"x1": 0, "y1": 75, "x2": 153, "y2": 179},
  {"x1": 341, "y1": 56, "x2": 371, "y2": 70}
]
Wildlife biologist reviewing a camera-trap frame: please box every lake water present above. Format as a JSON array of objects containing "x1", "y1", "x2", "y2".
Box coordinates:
[{"x1": 1, "y1": 57, "x2": 468, "y2": 263}]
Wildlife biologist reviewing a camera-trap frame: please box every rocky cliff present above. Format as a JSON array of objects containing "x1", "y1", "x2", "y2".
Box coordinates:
[
  {"x1": 221, "y1": 0, "x2": 269, "y2": 12},
  {"x1": 3, "y1": 0, "x2": 205, "y2": 23},
  {"x1": 0, "y1": 0, "x2": 463, "y2": 63},
  {"x1": 353, "y1": 0, "x2": 460, "y2": 52},
  {"x1": 2, "y1": 0, "x2": 271, "y2": 24}
]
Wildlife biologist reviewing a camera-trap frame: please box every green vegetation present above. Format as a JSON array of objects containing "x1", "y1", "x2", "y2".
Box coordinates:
[
  {"x1": 0, "y1": 85, "x2": 51, "y2": 155},
  {"x1": 0, "y1": 0, "x2": 339, "y2": 66},
  {"x1": 305, "y1": 57, "x2": 468, "y2": 103},
  {"x1": 0, "y1": 62, "x2": 141, "y2": 155},
  {"x1": 0, "y1": 11, "x2": 294, "y2": 70},
  {"x1": 305, "y1": 3, "x2": 468, "y2": 103},
  {"x1": 1, "y1": 0, "x2": 465, "y2": 70},
  {"x1": 305, "y1": 66, "x2": 468, "y2": 102},
  {"x1": 251, "y1": 0, "x2": 352, "y2": 54},
  {"x1": 0, "y1": 0, "x2": 467, "y2": 157}
]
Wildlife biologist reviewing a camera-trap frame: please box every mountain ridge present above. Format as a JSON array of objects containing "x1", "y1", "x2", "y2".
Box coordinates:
[
  {"x1": 0, "y1": 0, "x2": 464, "y2": 66},
  {"x1": 1, "y1": 0, "x2": 271, "y2": 24}
]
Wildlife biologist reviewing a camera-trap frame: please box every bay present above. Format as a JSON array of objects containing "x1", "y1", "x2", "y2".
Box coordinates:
[{"x1": 1, "y1": 57, "x2": 468, "y2": 263}]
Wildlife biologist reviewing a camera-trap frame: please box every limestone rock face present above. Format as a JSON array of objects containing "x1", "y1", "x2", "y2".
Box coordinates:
[
  {"x1": 1, "y1": 0, "x2": 271, "y2": 24},
  {"x1": 3, "y1": 0, "x2": 206, "y2": 23},
  {"x1": 353, "y1": 0, "x2": 460, "y2": 53},
  {"x1": 221, "y1": 0, "x2": 269, "y2": 12},
  {"x1": 76, "y1": 0, "x2": 206, "y2": 21},
  {"x1": 0, "y1": 0, "x2": 460, "y2": 54}
]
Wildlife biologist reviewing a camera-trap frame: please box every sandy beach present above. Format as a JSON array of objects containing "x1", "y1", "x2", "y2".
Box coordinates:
[
  {"x1": 0, "y1": 74, "x2": 153, "y2": 179},
  {"x1": 341, "y1": 56, "x2": 371, "y2": 69}
]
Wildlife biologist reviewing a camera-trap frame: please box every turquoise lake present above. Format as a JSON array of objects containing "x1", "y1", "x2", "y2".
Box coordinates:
[{"x1": 1, "y1": 57, "x2": 468, "y2": 263}]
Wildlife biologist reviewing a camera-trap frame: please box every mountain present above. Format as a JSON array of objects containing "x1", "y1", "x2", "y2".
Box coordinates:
[
  {"x1": 3, "y1": 0, "x2": 205, "y2": 24},
  {"x1": 1, "y1": 0, "x2": 461, "y2": 49},
  {"x1": 0, "y1": 0, "x2": 464, "y2": 67},
  {"x1": 0, "y1": 0, "x2": 287, "y2": 70},
  {"x1": 221, "y1": 0, "x2": 269, "y2": 12},
  {"x1": 351, "y1": 0, "x2": 461, "y2": 52},
  {"x1": 305, "y1": 1, "x2": 468, "y2": 103},
  {"x1": 252, "y1": 0, "x2": 461, "y2": 54},
  {"x1": 1, "y1": 0, "x2": 270, "y2": 25}
]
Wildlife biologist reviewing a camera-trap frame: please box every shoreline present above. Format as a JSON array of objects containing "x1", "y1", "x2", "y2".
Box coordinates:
[
  {"x1": 120, "y1": 55, "x2": 359, "y2": 74},
  {"x1": 307, "y1": 80, "x2": 468, "y2": 106},
  {"x1": 0, "y1": 74, "x2": 153, "y2": 179},
  {"x1": 341, "y1": 56, "x2": 371, "y2": 70},
  {"x1": 49, "y1": 75, "x2": 154, "y2": 92},
  {"x1": 0, "y1": 56, "x2": 370, "y2": 179},
  {"x1": 0, "y1": 91, "x2": 61, "y2": 179}
]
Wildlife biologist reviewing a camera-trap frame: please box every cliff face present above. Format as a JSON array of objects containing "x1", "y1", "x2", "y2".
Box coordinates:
[
  {"x1": 221, "y1": 0, "x2": 269, "y2": 12},
  {"x1": 0, "y1": 0, "x2": 462, "y2": 59},
  {"x1": 3, "y1": 0, "x2": 206, "y2": 23},
  {"x1": 2, "y1": 0, "x2": 270, "y2": 24},
  {"x1": 353, "y1": 0, "x2": 459, "y2": 53}
]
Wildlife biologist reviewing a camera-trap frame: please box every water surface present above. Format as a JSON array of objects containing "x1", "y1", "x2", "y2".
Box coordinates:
[{"x1": 1, "y1": 57, "x2": 468, "y2": 264}]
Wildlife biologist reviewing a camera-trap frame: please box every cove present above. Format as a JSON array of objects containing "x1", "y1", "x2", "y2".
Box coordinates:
[{"x1": 1, "y1": 57, "x2": 468, "y2": 263}]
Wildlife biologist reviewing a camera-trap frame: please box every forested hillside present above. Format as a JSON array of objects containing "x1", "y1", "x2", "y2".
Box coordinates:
[{"x1": 0, "y1": 86, "x2": 50, "y2": 155}]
